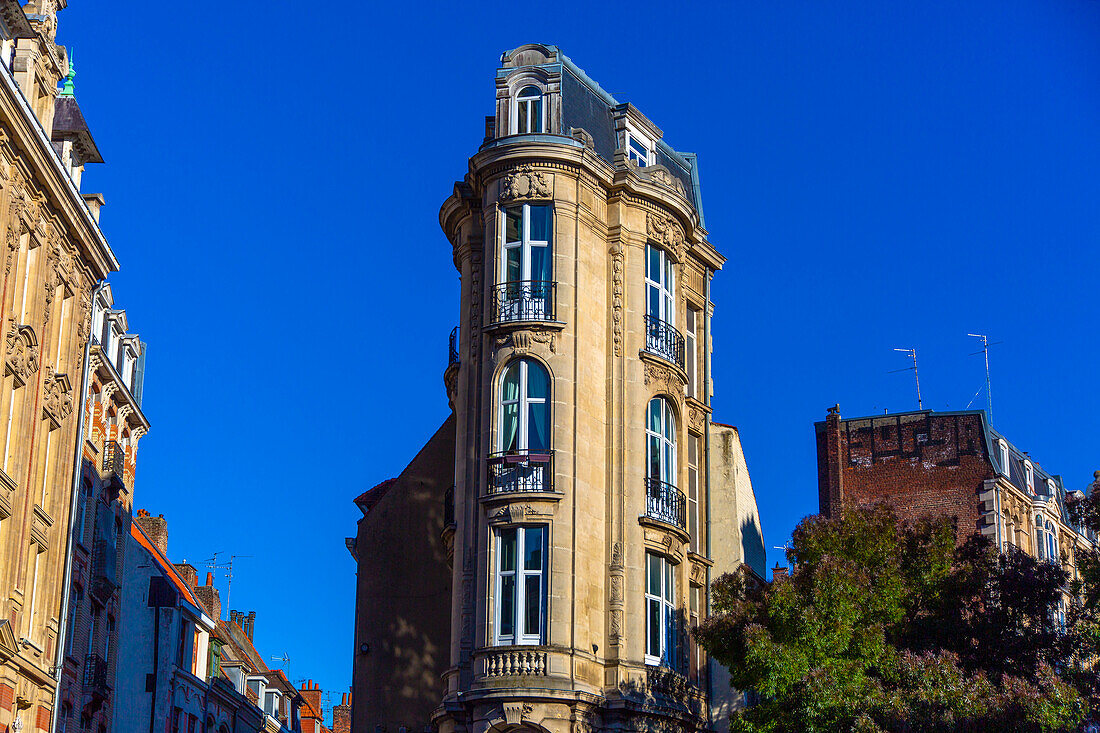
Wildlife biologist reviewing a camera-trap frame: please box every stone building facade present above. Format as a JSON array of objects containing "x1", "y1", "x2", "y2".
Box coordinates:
[
  {"x1": 816, "y1": 406, "x2": 1098, "y2": 581},
  {"x1": 0, "y1": 3, "x2": 122, "y2": 732},
  {"x1": 350, "y1": 44, "x2": 766, "y2": 733},
  {"x1": 55, "y1": 284, "x2": 146, "y2": 732}
]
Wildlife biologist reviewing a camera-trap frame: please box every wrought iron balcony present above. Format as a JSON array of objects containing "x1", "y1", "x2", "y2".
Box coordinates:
[
  {"x1": 491, "y1": 281, "x2": 556, "y2": 324},
  {"x1": 645, "y1": 477, "x2": 686, "y2": 529},
  {"x1": 448, "y1": 327, "x2": 459, "y2": 367},
  {"x1": 83, "y1": 654, "x2": 110, "y2": 699},
  {"x1": 644, "y1": 315, "x2": 685, "y2": 369},
  {"x1": 444, "y1": 485, "x2": 455, "y2": 528},
  {"x1": 487, "y1": 450, "x2": 554, "y2": 494}
]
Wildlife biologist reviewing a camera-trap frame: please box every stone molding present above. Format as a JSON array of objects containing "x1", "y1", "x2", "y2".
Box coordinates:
[
  {"x1": 499, "y1": 164, "x2": 553, "y2": 202},
  {"x1": 4, "y1": 318, "x2": 38, "y2": 387},
  {"x1": 645, "y1": 211, "x2": 686, "y2": 264},
  {"x1": 40, "y1": 365, "x2": 71, "y2": 427},
  {"x1": 493, "y1": 327, "x2": 557, "y2": 357}
]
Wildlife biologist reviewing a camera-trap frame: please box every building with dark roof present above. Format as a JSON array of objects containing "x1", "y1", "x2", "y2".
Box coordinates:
[
  {"x1": 816, "y1": 405, "x2": 1097, "y2": 580},
  {"x1": 349, "y1": 44, "x2": 766, "y2": 733}
]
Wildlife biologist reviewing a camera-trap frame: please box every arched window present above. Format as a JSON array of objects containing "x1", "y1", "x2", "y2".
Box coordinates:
[
  {"x1": 645, "y1": 398, "x2": 682, "y2": 527},
  {"x1": 997, "y1": 439, "x2": 1009, "y2": 476},
  {"x1": 514, "y1": 85, "x2": 543, "y2": 134},
  {"x1": 1036, "y1": 514, "x2": 1059, "y2": 563},
  {"x1": 490, "y1": 360, "x2": 551, "y2": 493}
]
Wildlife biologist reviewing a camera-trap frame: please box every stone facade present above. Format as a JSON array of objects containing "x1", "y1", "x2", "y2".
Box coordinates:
[
  {"x1": 816, "y1": 406, "x2": 1098, "y2": 583},
  {"x1": 351, "y1": 44, "x2": 766, "y2": 733},
  {"x1": 0, "y1": 3, "x2": 123, "y2": 731}
]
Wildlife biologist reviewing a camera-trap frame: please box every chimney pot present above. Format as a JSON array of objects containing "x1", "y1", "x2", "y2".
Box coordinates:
[{"x1": 205, "y1": 572, "x2": 213, "y2": 586}]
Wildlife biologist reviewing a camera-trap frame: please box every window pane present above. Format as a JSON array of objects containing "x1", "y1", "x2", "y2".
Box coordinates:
[
  {"x1": 648, "y1": 599, "x2": 661, "y2": 658},
  {"x1": 524, "y1": 527, "x2": 544, "y2": 570},
  {"x1": 506, "y1": 246, "x2": 522, "y2": 283},
  {"x1": 526, "y1": 362, "x2": 549, "y2": 399},
  {"x1": 530, "y1": 243, "x2": 551, "y2": 283},
  {"x1": 532, "y1": 98, "x2": 543, "y2": 133},
  {"x1": 518, "y1": 102, "x2": 528, "y2": 134},
  {"x1": 529, "y1": 205, "x2": 551, "y2": 242},
  {"x1": 500, "y1": 529, "x2": 516, "y2": 572},
  {"x1": 524, "y1": 575, "x2": 541, "y2": 635},
  {"x1": 648, "y1": 399, "x2": 661, "y2": 433},
  {"x1": 648, "y1": 436, "x2": 661, "y2": 480},
  {"x1": 519, "y1": 85, "x2": 540, "y2": 99},
  {"x1": 688, "y1": 435, "x2": 698, "y2": 466},
  {"x1": 502, "y1": 363, "x2": 520, "y2": 400},
  {"x1": 500, "y1": 575, "x2": 515, "y2": 637},
  {"x1": 648, "y1": 285, "x2": 660, "y2": 320},
  {"x1": 664, "y1": 443, "x2": 674, "y2": 484},
  {"x1": 664, "y1": 410, "x2": 676, "y2": 441},
  {"x1": 528, "y1": 402, "x2": 548, "y2": 451},
  {"x1": 648, "y1": 554, "x2": 661, "y2": 596},
  {"x1": 665, "y1": 561, "x2": 675, "y2": 602},
  {"x1": 506, "y1": 209, "x2": 521, "y2": 243},
  {"x1": 648, "y1": 246, "x2": 659, "y2": 282}
]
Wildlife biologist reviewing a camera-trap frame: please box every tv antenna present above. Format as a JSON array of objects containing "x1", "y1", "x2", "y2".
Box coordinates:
[
  {"x1": 890, "y1": 348, "x2": 922, "y2": 410},
  {"x1": 203, "y1": 552, "x2": 253, "y2": 614},
  {"x1": 966, "y1": 334, "x2": 1000, "y2": 425},
  {"x1": 270, "y1": 652, "x2": 291, "y2": 678}
]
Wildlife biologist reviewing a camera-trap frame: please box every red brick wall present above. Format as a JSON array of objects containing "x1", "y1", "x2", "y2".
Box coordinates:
[{"x1": 818, "y1": 410, "x2": 995, "y2": 534}]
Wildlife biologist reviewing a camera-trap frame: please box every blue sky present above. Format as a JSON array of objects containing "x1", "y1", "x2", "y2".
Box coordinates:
[{"x1": 59, "y1": 0, "x2": 1100, "y2": 717}]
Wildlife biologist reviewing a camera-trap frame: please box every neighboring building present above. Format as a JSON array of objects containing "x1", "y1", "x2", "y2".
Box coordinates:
[
  {"x1": 0, "y1": 3, "x2": 123, "y2": 732},
  {"x1": 297, "y1": 680, "x2": 331, "y2": 733},
  {"x1": 330, "y1": 692, "x2": 349, "y2": 733},
  {"x1": 816, "y1": 406, "x2": 1098, "y2": 579},
  {"x1": 350, "y1": 44, "x2": 766, "y2": 733},
  {"x1": 56, "y1": 284, "x2": 147, "y2": 732}
]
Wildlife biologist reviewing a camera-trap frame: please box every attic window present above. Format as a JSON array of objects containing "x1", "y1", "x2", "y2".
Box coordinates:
[
  {"x1": 1024, "y1": 461, "x2": 1034, "y2": 493},
  {"x1": 514, "y1": 86, "x2": 543, "y2": 134},
  {"x1": 627, "y1": 130, "x2": 651, "y2": 166},
  {"x1": 997, "y1": 440, "x2": 1009, "y2": 477}
]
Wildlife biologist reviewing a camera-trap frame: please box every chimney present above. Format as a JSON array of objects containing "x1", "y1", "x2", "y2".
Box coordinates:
[
  {"x1": 819, "y1": 405, "x2": 845, "y2": 518},
  {"x1": 81, "y1": 193, "x2": 104, "y2": 222},
  {"x1": 332, "y1": 690, "x2": 352, "y2": 733},
  {"x1": 193, "y1": 572, "x2": 221, "y2": 621},
  {"x1": 244, "y1": 611, "x2": 256, "y2": 641},
  {"x1": 299, "y1": 680, "x2": 322, "y2": 721},
  {"x1": 134, "y1": 512, "x2": 168, "y2": 556},
  {"x1": 173, "y1": 563, "x2": 197, "y2": 589},
  {"x1": 772, "y1": 563, "x2": 789, "y2": 582}
]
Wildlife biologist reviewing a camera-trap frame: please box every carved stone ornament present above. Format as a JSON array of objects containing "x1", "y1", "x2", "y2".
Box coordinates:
[
  {"x1": 610, "y1": 541, "x2": 624, "y2": 569},
  {"x1": 645, "y1": 211, "x2": 686, "y2": 263},
  {"x1": 689, "y1": 562, "x2": 706, "y2": 586},
  {"x1": 468, "y1": 251, "x2": 482, "y2": 357},
  {"x1": 610, "y1": 242, "x2": 625, "y2": 357},
  {"x1": 5, "y1": 226, "x2": 18, "y2": 276},
  {"x1": 688, "y1": 405, "x2": 706, "y2": 433},
  {"x1": 4, "y1": 318, "x2": 39, "y2": 386},
  {"x1": 609, "y1": 609, "x2": 623, "y2": 640},
  {"x1": 491, "y1": 504, "x2": 541, "y2": 524},
  {"x1": 644, "y1": 165, "x2": 688, "y2": 198},
  {"x1": 500, "y1": 164, "x2": 553, "y2": 201},
  {"x1": 502, "y1": 703, "x2": 534, "y2": 725},
  {"x1": 495, "y1": 328, "x2": 555, "y2": 356},
  {"x1": 644, "y1": 362, "x2": 685, "y2": 397},
  {"x1": 76, "y1": 288, "x2": 92, "y2": 344},
  {"x1": 41, "y1": 366, "x2": 73, "y2": 425},
  {"x1": 42, "y1": 241, "x2": 61, "y2": 323},
  {"x1": 610, "y1": 575, "x2": 624, "y2": 603}
]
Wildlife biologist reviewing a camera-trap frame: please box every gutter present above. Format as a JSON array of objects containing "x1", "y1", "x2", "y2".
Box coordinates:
[
  {"x1": 50, "y1": 278, "x2": 107, "y2": 733},
  {"x1": 703, "y1": 271, "x2": 713, "y2": 714}
]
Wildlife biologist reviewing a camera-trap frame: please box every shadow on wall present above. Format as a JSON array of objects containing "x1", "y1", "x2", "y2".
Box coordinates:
[{"x1": 741, "y1": 517, "x2": 765, "y2": 578}]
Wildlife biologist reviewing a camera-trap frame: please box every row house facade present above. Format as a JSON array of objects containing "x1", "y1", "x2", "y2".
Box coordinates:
[
  {"x1": 350, "y1": 45, "x2": 767, "y2": 733},
  {"x1": 816, "y1": 407, "x2": 1098, "y2": 592},
  {"x1": 115, "y1": 510, "x2": 313, "y2": 733},
  {"x1": 0, "y1": 2, "x2": 123, "y2": 732},
  {"x1": 56, "y1": 284, "x2": 147, "y2": 733}
]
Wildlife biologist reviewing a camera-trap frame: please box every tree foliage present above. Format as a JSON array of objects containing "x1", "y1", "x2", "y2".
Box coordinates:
[{"x1": 694, "y1": 504, "x2": 1091, "y2": 732}]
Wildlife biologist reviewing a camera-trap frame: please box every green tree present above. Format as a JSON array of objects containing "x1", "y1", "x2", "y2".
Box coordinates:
[{"x1": 694, "y1": 504, "x2": 1087, "y2": 732}]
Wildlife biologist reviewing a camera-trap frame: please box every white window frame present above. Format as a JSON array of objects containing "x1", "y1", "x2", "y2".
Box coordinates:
[
  {"x1": 497, "y1": 359, "x2": 549, "y2": 454},
  {"x1": 645, "y1": 244, "x2": 675, "y2": 325},
  {"x1": 512, "y1": 85, "x2": 545, "y2": 135},
  {"x1": 494, "y1": 525, "x2": 547, "y2": 646},
  {"x1": 687, "y1": 433, "x2": 700, "y2": 554},
  {"x1": 501, "y1": 204, "x2": 552, "y2": 284},
  {"x1": 997, "y1": 440, "x2": 1009, "y2": 477},
  {"x1": 645, "y1": 552, "x2": 676, "y2": 667},
  {"x1": 684, "y1": 307, "x2": 699, "y2": 398},
  {"x1": 645, "y1": 397, "x2": 677, "y2": 488},
  {"x1": 1024, "y1": 460, "x2": 1034, "y2": 493},
  {"x1": 624, "y1": 123, "x2": 653, "y2": 166}
]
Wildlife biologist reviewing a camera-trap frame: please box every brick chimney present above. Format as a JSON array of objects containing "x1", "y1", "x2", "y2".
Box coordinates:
[
  {"x1": 819, "y1": 405, "x2": 845, "y2": 518},
  {"x1": 332, "y1": 691, "x2": 351, "y2": 733},
  {"x1": 299, "y1": 680, "x2": 323, "y2": 726},
  {"x1": 134, "y1": 511, "x2": 168, "y2": 556},
  {"x1": 194, "y1": 572, "x2": 221, "y2": 621},
  {"x1": 244, "y1": 611, "x2": 256, "y2": 641},
  {"x1": 173, "y1": 563, "x2": 197, "y2": 589}
]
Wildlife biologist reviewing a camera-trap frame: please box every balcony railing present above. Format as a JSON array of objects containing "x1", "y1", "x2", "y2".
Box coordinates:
[
  {"x1": 448, "y1": 327, "x2": 459, "y2": 367},
  {"x1": 487, "y1": 450, "x2": 554, "y2": 494},
  {"x1": 644, "y1": 315, "x2": 685, "y2": 369},
  {"x1": 83, "y1": 654, "x2": 110, "y2": 699},
  {"x1": 491, "y1": 281, "x2": 556, "y2": 324},
  {"x1": 645, "y1": 478, "x2": 686, "y2": 529}
]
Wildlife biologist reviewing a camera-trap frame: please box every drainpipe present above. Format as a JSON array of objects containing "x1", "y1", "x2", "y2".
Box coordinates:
[
  {"x1": 51, "y1": 279, "x2": 107, "y2": 733},
  {"x1": 702, "y1": 271, "x2": 713, "y2": 711}
]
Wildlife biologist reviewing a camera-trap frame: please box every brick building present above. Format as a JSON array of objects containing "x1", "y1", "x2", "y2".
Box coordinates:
[{"x1": 816, "y1": 405, "x2": 1097, "y2": 574}]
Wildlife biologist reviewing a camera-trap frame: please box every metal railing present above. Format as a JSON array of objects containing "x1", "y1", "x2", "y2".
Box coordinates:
[
  {"x1": 491, "y1": 281, "x2": 556, "y2": 324},
  {"x1": 448, "y1": 327, "x2": 459, "y2": 367},
  {"x1": 444, "y1": 485, "x2": 455, "y2": 528},
  {"x1": 103, "y1": 440, "x2": 124, "y2": 478},
  {"x1": 487, "y1": 450, "x2": 554, "y2": 494},
  {"x1": 83, "y1": 654, "x2": 109, "y2": 697},
  {"x1": 645, "y1": 477, "x2": 686, "y2": 529},
  {"x1": 644, "y1": 315, "x2": 685, "y2": 369},
  {"x1": 89, "y1": 538, "x2": 117, "y2": 605}
]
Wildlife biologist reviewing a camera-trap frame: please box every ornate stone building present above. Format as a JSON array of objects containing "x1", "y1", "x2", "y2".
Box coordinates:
[
  {"x1": 0, "y1": 2, "x2": 121, "y2": 732},
  {"x1": 350, "y1": 45, "x2": 766, "y2": 733}
]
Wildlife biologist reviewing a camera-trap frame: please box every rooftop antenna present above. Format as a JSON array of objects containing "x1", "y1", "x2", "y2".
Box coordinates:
[
  {"x1": 203, "y1": 552, "x2": 230, "y2": 619},
  {"x1": 967, "y1": 334, "x2": 1000, "y2": 425},
  {"x1": 224, "y1": 554, "x2": 253, "y2": 612},
  {"x1": 270, "y1": 652, "x2": 291, "y2": 679},
  {"x1": 891, "y1": 348, "x2": 922, "y2": 410}
]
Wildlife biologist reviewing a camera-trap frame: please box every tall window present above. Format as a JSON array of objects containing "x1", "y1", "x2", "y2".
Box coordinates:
[
  {"x1": 499, "y1": 204, "x2": 552, "y2": 322},
  {"x1": 495, "y1": 526, "x2": 546, "y2": 645},
  {"x1": 66, "y1": 586, "x2": 82, "y2": 656},
  {"x1": 688, "y1": 434, "x2": 700, "y2": 553},
  {"x1": 514, "y1": 86, "x2": 543, "y2": 134},
  {"x1": 688, "y1": 585, "x2": 704, "y2": 685},
  {"x1": 87, "y1": 607, "x2": 98, "y2": 658},
  {"x1": 492, "y1": 360, "x2": 551, "y2": 493},
  {"x1": 685, "y1": 308, "x2": 699, "y2": 398},
  {"x1": 645, "y1": 398, "x2": 681, "y2": 527},
  {"x1": 1024, "y1": 461, "x2": 1034, "y2": 493},
  {"x1": 645, "y1": 244, "x2": 681, "y2": 366},
  {"x1": 997, "y1": 440, "x2": 1009, "y2": 476},
  {"x1": 1036, "y1": 514, "x2": 1058, "y2": 564},
  {"x1": 104, "y1": 616, "x2": 114, "y2": 663},
  {"x1": 645, "y1": 553, "x2": 676, "y2": 667}
]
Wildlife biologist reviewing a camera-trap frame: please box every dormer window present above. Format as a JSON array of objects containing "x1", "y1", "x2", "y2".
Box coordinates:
[
  {"x1": 997, "y1": 439, "x2": 1009, "y2": 477},
  {"x1": 627, "y1": 132, "x2": 651, "y2": 166},
  {"x1": 514, "y1": 86, "x2": 544, "y2": 134},
  {"x1": 1024, "y1": 461, "x2": 1034, "y2": 493}
]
